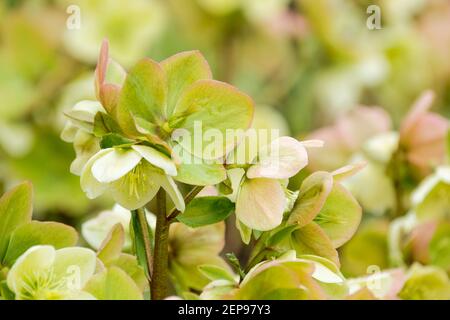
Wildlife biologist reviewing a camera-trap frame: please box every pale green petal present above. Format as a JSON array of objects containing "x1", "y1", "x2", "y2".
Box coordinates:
[
  {"x1": 247, "y1": 137, "x2": 308, "y2": 179},
  {"x1": 92, "y1": 148, "x2": 142, "y2": 183},
  {"x1": 155, "y1": 174, "x2": 185, "y2": 212},
  {"x1": 236, "y1": 178, "x2": 286, "y2": 231},
  {"x1": 70, "y1": 130, "x2": 100, "y2": 176},
  {"x1": 84, "y1": 267, "x2": 143, "y2": 300},
  {"x1": 161, "y1": 50, "x2": 212, "y2": 117},
  {"x1": 226, "y1": 168, "x2": 245, "y2": 203},
  {"x1": 7, "y1": 245, "x2": 56, "y2": 294},
  {"x1": 116, "y1": 58, "x2": 167, "y2": 135},
  {"x1": 132, "y1": 145, "x2": 177, "y2": 176},
  {"x1": 80, "y1": 149, "x2": 111, "y2": 199},
  {"x1": 109, "y1": 162, "x2": 160, "y2": 210},
  {"x1": 171, "y1": 79, "x2": 254, "y2": 160},
  {"x1": 53, "y1": 247, "x2": 96, "y2": 289},
  {"x1": 82, "y1": 205, "x2": 132, "y2": 251}
]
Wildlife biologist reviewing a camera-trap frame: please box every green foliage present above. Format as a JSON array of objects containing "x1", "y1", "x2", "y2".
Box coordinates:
[{"x1": 177, "y1": 196, "x2": 234, "y2": 227}]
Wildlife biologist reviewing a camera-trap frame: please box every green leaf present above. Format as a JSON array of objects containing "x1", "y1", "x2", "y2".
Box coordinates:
[
  {"x1": 84, "y1": 266, "x2": 143, "y2": 300},
  {"x1": 100, "y1": 133, "x2": 134, "y2": 149},
  {"x1": 313, "y1": 182, "x2": 362, "y2": 248},
  {"x1": 0, "y1": 182, "x2": 33, "y2": 262},
  {"x1": 2, "y1": 221, "x2": 78, "y2": 267},
  {"x1": 177, "y1": 196, "x2": 234, "y2": 228},
  {"x1": 198, "y1": 264, "x2": 237, "y2": 283},
  {"x1": 93, "y1": 112, "x2": 122, "y2": 137},
  {"x1": 287, "y1": 171, "x2": 334, "y2": 227},
  {"x1": 161, "y1": 51, "x2": 212, "y2": 117},
  {"x1": 116, "y1": 58, "x2": 166, "y2": 136},
  {"x1": 130, "y1": 210, "x2": 153, "y2": 278},
  {"x1": 171, "y1": 79, "x2": 254, "y2": 160},
  {"x1": 97, "y1": 224, "x2": 125, "y2": 266}
]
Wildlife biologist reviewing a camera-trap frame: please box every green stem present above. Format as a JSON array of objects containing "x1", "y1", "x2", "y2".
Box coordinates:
[{"x1": 151, "y1": 189, "x2": 170, "y2": 300}]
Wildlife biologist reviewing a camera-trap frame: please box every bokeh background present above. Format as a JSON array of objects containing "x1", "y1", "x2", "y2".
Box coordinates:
[{"x1": 1, "y1": 0, "x2": 449, "y2": 279}]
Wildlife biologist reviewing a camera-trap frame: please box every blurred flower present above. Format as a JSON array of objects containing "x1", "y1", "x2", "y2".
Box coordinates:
[
  {"x1": 307, "y1": 106, "x2": 392, "y2": 171},
  {"x1": 398, "y1": 264, "x2": 450, "y2": 300},
  {"x1": 7, "y1": 245, "x2": 97, "y2": 300},
  {"x1": 82, "y1": 204, "x2": 154, "y2": 251},
  {"x1": 399, "y1": 91, "x2": 449, "y2": 177},
  {"x1": 58, "y1": 0, "x2": 167, "y2": 66}
]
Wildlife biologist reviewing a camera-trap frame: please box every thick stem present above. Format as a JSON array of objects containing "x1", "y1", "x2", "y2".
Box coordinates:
[{"x1": 151, "y1": 189, "x2": 170, "y2": 300}]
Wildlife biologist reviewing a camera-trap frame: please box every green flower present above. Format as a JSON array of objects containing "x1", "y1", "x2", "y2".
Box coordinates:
[{"x1": 7, "y1": 245, "x2": 97, "y2": 300}]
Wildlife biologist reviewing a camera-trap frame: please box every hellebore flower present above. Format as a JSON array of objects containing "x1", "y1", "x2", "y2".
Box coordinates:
[
  {"x1": 61, "y1": 100, "x2": 105, "y2": 175},
  {"x1": 306, "y1": 106, "x2": 392, "y2": 171},
  {"x1": 80, "y1": 145, "x2": 184, "y2": 211},
  {"x1": 228, "y1": 136, "x2": 310, "y2": 231},
  {"x1": 169, "y1": 221, "x2": 230, "y2": 292},
  {"x1": 7, "y1": 245, "x2": 97, "y2": 300},
  {"x1": 64, "y1": 40, "x2": 254, "y2": 210},
  {"x1": 399, "y1": 91, "x2": 449, "y2": 177}
]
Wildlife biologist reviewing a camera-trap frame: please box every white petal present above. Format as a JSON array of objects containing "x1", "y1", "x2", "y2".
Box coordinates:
[
  {"x1": 310, "y1": 262, "x2": 344, "y2": 284},
  {"x1": 7, "y1": 246, "x2": 56, "y2": 294},
  {"x1": 155, "y1": 174, "x2": 185, "y2": 212},
  {"x1": 301, "y1": 139, "x2": 324, "y2": 148},
  {"x1": 132, "y1": 145, "x2": 177, "y2": 176},
  {"x1": 247, "y1": 136, "x2": 308, "y2": 179},
  {"x1": 236, "y1": 178, "x2": 286, "y2": 231},
  {"x1": 92, "y1": 148, "x2": 142, "y2": 183},
  {"x1": 80, "y1": 149, "x2": 112, "y2": 199},
  {"x1": 53, "y1": 247, "x2": 97, "y2": 288}
]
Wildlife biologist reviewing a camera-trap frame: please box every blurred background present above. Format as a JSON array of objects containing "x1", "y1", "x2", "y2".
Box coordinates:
[{"x1": 0, "y1": 0, "x2": 449, "y2": 278}]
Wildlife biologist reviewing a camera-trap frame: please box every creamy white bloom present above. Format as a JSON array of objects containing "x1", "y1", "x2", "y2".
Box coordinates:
[{"x1": 81, "y1": 145, "x2": 184, "y2": 211}]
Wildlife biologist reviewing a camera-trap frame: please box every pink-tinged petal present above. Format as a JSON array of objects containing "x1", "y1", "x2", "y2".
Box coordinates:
[
  {"x1": 406, "y1": 114, "x2": 448, "y2": 147},
  {"x1": 336, "y1": 106, "x2": 392, "y2": 151},
  {"x1": 410, "y1": 221, "x2": 438, "y2": 264},
  {"x1": 92, "y1": 148, "x2": 142, "y2": 183},
  {"x1": 236, "y1": 178, "x2": 286, "y2": 231},
  {"x1": 331, "y1": 162, "x2": 367, "y2": 181},
  {"x1": 94, "y1": 40, "x2": 126, "y2": 113},
  {"x1": 95, "y1": 39, "x2": 109, "y2": 97},
  {"x1": 307, "y1": 127, "x2": 350, "y2": 171},
  {"x1": 247, "y1": 137, "x2": 308, "y2": 179},
  {"x1": 400, "y1": 90, "x2": 435, "y2": 139},
  {"x1": 301, "y1": 140, "x2": 324, "y2": 148}
]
